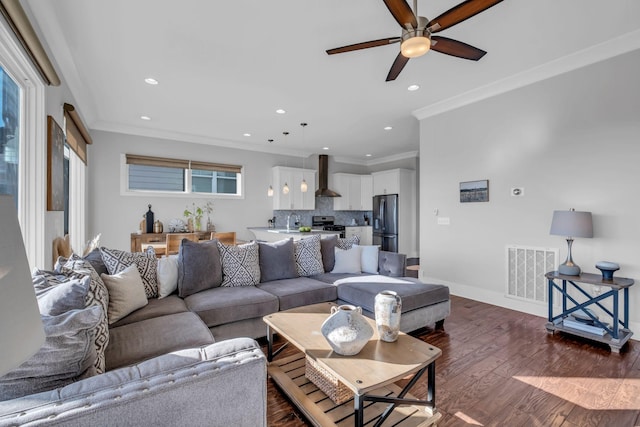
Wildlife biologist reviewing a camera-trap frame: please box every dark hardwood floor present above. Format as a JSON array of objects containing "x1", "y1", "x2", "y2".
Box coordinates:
[{"x1": 263, "y1": 295, "x2": 640, "y2": 426}]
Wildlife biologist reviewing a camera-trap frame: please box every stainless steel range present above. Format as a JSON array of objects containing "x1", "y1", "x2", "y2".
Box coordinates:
[{"x1": 312, "y1": 216, "x2": 345, "y2": 238}]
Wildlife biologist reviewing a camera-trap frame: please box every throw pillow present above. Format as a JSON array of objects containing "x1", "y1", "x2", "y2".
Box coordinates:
[
  {"x1": 177, "y1": 239, "x2": 223, "y2": 297},
  {"x1": 294, "y1": 234, "x2": 325, "y2": 277},
  {"x1": 157, "y1": 255, "x2": 179, "y2": 298},
  {"x1": 219, "y1": 241, "x2": 261, "y2": 287},
  {"x1": 336, "y1": 235, "x2": 360, "y2": 250},
  {"x1": 53, "y1": 255, "x2": 110, "y2": 375},
  {"x1": 33, "y1": 273, "x2": 91, "y2": 316},
  {"x1": 100, "y1": 247, "x2": 159, "y2": 298},
  {"x1": 320, "y1": 234, "x2": 338, "y2": 272},
  {"x1": 0, "y1": 305, "x2": 102, "y2": 401},
  {"x1": 332, "y1": 246, "x2": 363, "y2": 274},
  {"x1": 101, "y1": 264, "x2": 149, "y2": 324},
  {"x1": 83, "y1": 247, "x2": 109, "y2": 276},
  {"x1": 354, "y1": 244, "x2": 379, "y2": 274},
  {"x1": 258, "y1": 238, "x2": 298, "y2": 283}
]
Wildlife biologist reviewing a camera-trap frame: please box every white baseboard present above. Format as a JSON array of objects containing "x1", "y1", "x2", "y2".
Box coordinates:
[{"x1": 423, "y1": 276, "x2": 638, "y2": 342}]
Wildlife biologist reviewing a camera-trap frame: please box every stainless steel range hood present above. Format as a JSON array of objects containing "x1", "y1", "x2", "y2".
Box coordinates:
[{"x1": 315, "y1": 154, "x2": 341, "y2": 197}]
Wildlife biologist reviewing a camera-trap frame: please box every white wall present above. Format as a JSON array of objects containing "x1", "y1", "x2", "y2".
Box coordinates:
[{"x1": 419, "y1": 50, "x2": 640, "y2": 329}]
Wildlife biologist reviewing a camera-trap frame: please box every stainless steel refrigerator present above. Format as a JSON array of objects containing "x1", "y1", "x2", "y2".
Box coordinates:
[{"x1": 372, "y1": 194, "x2": 398, "y2": 252}]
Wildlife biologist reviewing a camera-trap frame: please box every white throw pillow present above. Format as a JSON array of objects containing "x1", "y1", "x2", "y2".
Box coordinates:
[
  {"x1": 354, "y1": 244, "x2": 379, "y2": 274},
  {"x1": 101, "y1": 264, "x2": 148, "y2": 324},
  {"x1": 157, "y1": 255, "x2": 179, "y2": 298},
  {"x1": 331, "y1": 246, "x2": 362, "y2": 274}
]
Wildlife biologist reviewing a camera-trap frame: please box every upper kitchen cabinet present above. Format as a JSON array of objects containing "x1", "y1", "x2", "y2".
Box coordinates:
[
  {"x1": 331, "y1": 173, "x2": 373, "y2": 211},
  {"x1": 372, "y1": 169, "x2": 413, "y2": 196},
  {"x1": 272, "y1": 166, "x2": 316, "y2": 210}
]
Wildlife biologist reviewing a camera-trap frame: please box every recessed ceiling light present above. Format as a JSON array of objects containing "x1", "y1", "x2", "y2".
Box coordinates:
[
  {"x1": 276, "y1": 109, "x2": 286, "y2": 114},
  {"x1": 384, "y1": 126, "x2": 393, "y2": 131},
  {"x1": 408, "y1": 84, "x2": 420, "y2": 91},
  {"x1": 322, "y1": 147, "x2": 329, "y2": 150},
  {"x1": 144, "y1": 78, "x2": 159, "y2": 85},
  {"x1": 243, "y1": 133, "x2": 251, "y2": 137},
  {"x1": 140, "y1": 115, "x2": 151, "y2": 121},
  {"x1": 365, "y1": 154, "x2": 372, "y2": 157}
]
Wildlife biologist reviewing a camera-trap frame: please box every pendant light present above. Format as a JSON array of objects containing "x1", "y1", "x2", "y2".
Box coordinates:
[
  {"x1": 267, "y1": 185, "x2": 274, "y2": 197},
  {"x1": 282, "y1": 131, "x2": 290, "y2": 194},
  {"x1": 300, "y1": 123, "x2": 308, "y2": 192}
]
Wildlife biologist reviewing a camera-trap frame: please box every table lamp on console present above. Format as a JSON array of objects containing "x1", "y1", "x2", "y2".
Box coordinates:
[
  {"x1": 549, "y1": 208, "x2": 593, "y2": 276},
  {"x1": 0, "y1": 195, "x2": 45, "y2": 376}
]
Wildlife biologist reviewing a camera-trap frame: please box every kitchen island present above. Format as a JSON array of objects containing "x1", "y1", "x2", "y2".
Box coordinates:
[{"x1": 248, "y1": 227, "x2": 341, "y2": 243}]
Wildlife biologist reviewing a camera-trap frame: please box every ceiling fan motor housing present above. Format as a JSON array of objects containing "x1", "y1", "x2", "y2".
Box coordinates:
[{"x1": 401, "y1": 16, "x2": 431, "y2": 58}]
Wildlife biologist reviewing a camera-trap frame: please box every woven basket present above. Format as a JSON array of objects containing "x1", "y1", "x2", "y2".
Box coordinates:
[{"x1": 305, "y1": 357, "x2": 352, "y2": 404}]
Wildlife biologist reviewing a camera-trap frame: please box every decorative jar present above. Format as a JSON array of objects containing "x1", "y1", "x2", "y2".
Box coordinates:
[
  {"x1": 375, "y1": 290, "x2": 402, "y2": 342},
  {"x1": 321, "y1": 305, "x2": 373, "y2": 356}
]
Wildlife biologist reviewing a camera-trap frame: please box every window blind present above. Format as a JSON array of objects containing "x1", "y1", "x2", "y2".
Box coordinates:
[
  {"x1": 63, "y1": 103, "x2": 92, "y2": 164},
  {"x1": 126, "y1": 155, "x2": 241, "y2": 173}
]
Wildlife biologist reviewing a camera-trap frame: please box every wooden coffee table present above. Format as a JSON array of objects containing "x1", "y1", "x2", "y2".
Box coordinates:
[{"x1": 264, "y1": 302, "x2": 442, "y2": 427}]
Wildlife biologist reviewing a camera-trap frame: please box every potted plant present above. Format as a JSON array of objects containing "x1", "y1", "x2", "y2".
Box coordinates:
[{"x1": 184, "y1": 201, "x2": 213, "y2": 232}]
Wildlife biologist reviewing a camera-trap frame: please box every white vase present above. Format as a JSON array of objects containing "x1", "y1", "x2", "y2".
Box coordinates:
[
  {"x1": 375, "y1": 290, "x2": 402, "y2": 342},
  {"x1": 321, "y1": 305, "x2": 373, "y2": 356}
]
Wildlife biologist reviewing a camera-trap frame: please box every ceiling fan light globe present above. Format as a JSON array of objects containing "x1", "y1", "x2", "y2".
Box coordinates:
[{"x1": 401, "y1": 36, "x2": 431, "y2": 58}]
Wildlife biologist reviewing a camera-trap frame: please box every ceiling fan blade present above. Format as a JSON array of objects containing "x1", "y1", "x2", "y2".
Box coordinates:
[
  {"x1": 383, "y1": 0, "x2": 417, "y2": 29},
  {"x1": 431, "y1": 36, "x2": 486, "y2": 60},
  {"x1": 428, "y1": 0, "x2": 503, "y2": 33},
  {"x1": 386, "y1": 52, "x2": 410, "y2": 81},
  {"x1": 326, "y1": 37, "x2": 400, "y2": 55}
]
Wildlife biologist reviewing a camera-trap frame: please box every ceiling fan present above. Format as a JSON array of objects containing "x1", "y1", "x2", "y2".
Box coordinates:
[{"x1": 326, "y1": 0, "x2": 504, "y2": 81}]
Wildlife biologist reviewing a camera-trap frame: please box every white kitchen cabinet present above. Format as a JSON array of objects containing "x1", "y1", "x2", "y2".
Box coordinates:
[
  {"x1": 345, "y1": 226, "x2": 373, "y2": 246},
  {"x1": 331, "y1": 173, "x2": 372, "y2": 211},
  {"x1": 372, "y1": 169, "x2": 401, "y2": 196},
  {"x1": 272, "y1": 167, "x2": 316, "y2": 210}
]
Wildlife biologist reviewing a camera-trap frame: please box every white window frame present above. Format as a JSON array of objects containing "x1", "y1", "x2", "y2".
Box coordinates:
[
  {"x1": 119, "y1": 153, "x2": 245, "y2": 200},
  {"x1": 0, "y1": 18, "x2": 47, "y2": 269}
]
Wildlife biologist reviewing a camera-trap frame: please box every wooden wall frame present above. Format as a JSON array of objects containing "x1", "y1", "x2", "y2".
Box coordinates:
[{"x1": 47, "y1": 115, "x2": 64, "y2": 211}]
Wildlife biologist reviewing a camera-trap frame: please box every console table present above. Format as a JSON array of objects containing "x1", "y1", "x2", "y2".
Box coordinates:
[
  {"x1": 130, "y1": 232, "x2": 210, "y2": 253},
  {"x1": 545, "y1": 271, "x2": 634, "y2": 353}
]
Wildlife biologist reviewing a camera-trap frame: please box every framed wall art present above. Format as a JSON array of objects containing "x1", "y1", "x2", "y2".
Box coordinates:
[
  {"x1": 47, "y1": 116, "x2": 65, "y2": 211},
  {"x1": 460, "y1": 179, "x2": 489, "y2": 203}
]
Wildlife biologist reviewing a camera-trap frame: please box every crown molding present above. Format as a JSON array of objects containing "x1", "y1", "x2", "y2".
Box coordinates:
[
  {"x1": 413, "y1": 29, "x2": 640, "y2": 121},
  {"x1": 334, "y1": 150, "x2": 419, "y2": 166}
]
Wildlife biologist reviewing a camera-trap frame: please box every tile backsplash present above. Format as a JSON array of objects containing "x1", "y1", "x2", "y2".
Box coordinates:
[{"x1": 272, "y1": 196, "x2": 372, "y2": 228}]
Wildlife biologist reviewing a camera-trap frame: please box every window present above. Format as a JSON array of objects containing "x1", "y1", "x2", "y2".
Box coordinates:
[
  {"x1": 0, "y1": 66, "x2": 20, "y2": 208},
  {"x1": 123, "y1": 154, "x2": 243, "y2": 197}
]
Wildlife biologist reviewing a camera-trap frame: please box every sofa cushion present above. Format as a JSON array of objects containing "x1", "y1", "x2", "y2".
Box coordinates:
[
  {"x1": 101, "y1": 264, "x2": 149, "y2": 324},
  {"x1": 294, "y1": 234, "x2": 325, "y2": 276},
  {"x1": 310, "y1": 272, "x2": 364, "y2": 284},
  {"x1": 110, "y1": 295, "x2": 189, "y2": 328},
  {"x1": 257, "y1": 277, "x2": 337, "y2": 311},
  {"x1": 33, "y1": 273, "x2": 90, "y2": 316},
  {"x1": 354, "y1": 244, "x2": 379, "y2": 274},
  {"x1": 335, "y1": 276, "x2": 450, "y2": 314},
  {"x1": 320, "y1": 234, "x2": 338, "y2": 272},
  {"x1": 0, "y1": 305, "x2": 102, "y2": 400},
  {"x1": 219, "y1": 241, "x2": 261, "y2": 287},
  {"x1": 157, "y1": 254, "x2": 179, "y2": 298},
  {"x1": 177, "y1": 239, "x2": 222, "y2": 297},
  {"x1": 184, "y1": 286, "x2": 278, "y2": 328},
  {"x1": 100, "y1": 247, "x2": 159, "y2": 298},
  {"x1": 331, "y1": 246, "x2": 362, "y2": 274},
  {"x1": 53, "y1": 255, "x2": 110, "y2": 375},
  {"x1": 258, "y1": 238, "x2": 298, "y2": 283},
  {"x1": 105, "y1": 311, "x2": 214, "y2": 371}
]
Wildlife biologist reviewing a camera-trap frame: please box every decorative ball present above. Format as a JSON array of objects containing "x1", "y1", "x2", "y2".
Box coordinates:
[{"x1": 595, "y1": 261, "x2": 619, "y2": 280}]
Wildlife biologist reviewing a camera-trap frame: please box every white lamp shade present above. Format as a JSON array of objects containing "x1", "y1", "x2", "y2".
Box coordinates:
[
  {"x1": 0, "y1": 195, "x2": 45, "y2": 376},
  {"x1": 550, "y1": 210, "x2": 593, "y2": 238}
]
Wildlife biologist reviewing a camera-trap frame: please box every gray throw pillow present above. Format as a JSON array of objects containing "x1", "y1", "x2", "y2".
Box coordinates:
[
  {"x1": 34, "y1": 273, "x2": 91, "y2": 316},
  {"x1": 294, "y1": 234, "x2": 325, "y2": 277},
  {"x1": 258, "y1": 238, "x2": 298, "y2": 283},
  {"x1": 320, "y1": 234, "x2": 338, "y2": 272},
  {"x1": 219, "y1": 241, "x2": 261, "y2": 287},
  {"x1": 83, "y1": 247, "x2": 109, "y2": 276},
  {"x1": 0, "y1": 305, "x2": 102, "y2": 401},
  {"x1": 177, "y1": 239, "x2": 222, "y2": 297}
]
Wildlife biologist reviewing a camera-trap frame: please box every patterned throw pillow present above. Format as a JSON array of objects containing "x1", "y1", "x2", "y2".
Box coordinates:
[
  {"x1": 336, "y1": 235, "x2": 360, "y2": 250},
  {"x1": 100, "y1": 247, "x2": 158, "y2": 298},
  {"x1": 218, "y1": 241, "x2": 261, "y2": 287},
  {"x1": 294, "y1": 234, "x2": 325, "y2": 276},
  {"x1": 53, "y1": 254, "x2": 110, "y2": 375}
]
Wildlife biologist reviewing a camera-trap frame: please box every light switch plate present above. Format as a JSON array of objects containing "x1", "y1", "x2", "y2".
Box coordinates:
[{"x1": 437, "y1": 217, "x2": 450, "y2": 225}]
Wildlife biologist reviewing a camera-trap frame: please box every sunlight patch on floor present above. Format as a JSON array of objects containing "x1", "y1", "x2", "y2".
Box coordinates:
[
  {"x1": 513, "y1": 376, "x2": 640, "y2": 410},
  {"x1": 454, "y1": 411, "x2": 484, "y2": 425}
]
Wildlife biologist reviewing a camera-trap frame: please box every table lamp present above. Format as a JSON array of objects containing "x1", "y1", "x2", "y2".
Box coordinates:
[
  {"x1": 549, "y1": 208, "x2": 593, "y2": 276},
  {"x1": 0, "y1": 195, "x2": 45, "y2": 376}
]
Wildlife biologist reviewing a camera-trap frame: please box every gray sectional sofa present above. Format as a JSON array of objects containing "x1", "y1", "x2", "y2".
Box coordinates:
[{"x1": 0, "y1": 235, "x2": 449, "y2": 427}]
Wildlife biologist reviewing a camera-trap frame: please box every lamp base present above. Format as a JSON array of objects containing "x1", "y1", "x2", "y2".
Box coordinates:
[{"x1": 558, "y1": 263, "x2": 581, "y2": 276}]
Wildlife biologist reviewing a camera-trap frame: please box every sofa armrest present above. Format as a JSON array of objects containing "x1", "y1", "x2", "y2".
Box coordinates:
[
  {"x1": 378, "y1": 251, "x2": 407, "y2": 277},
  {"x1": 0, "y1": 338, "x2": 267, "y2": 427}
]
